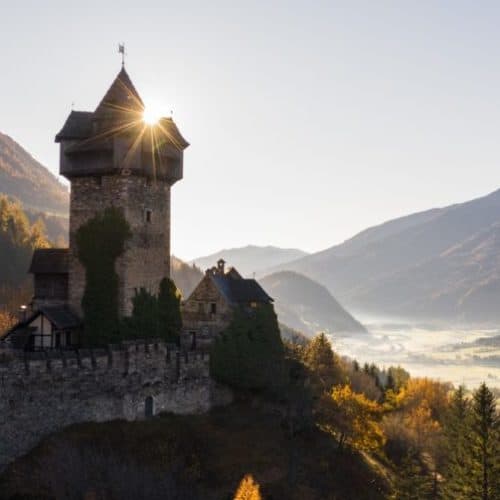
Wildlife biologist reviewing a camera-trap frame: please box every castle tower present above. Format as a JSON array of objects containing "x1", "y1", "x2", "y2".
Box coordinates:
[{"x1": 55, "y1": 68, "x2": 189, "y2": 317}]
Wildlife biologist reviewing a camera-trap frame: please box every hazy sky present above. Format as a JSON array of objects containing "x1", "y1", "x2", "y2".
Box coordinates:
[{"x1": 2, "y1": 1, "x2": 500, "y2": 259}]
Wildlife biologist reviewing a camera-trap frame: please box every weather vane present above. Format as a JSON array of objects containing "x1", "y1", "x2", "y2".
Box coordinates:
[{"x1": 118, "y1": 43, "x2": 126, "y2": 67}]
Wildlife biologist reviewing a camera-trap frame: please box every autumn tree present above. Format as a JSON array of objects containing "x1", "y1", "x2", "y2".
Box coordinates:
[
  {"x1": 0, "y1": 310, "x2": 16, "y2": 336},
  {"x1": 319, "y1": 384, "x2": 385, "y2": 452},
  {"x1": 234, "y1": 474, "x2": 262, "y2": 500}
]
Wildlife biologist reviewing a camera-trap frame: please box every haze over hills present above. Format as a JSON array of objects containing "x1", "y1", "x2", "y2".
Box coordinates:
[
  {"x1": 0, "y1": 132, "x2": 68, "y2": 216},
  {"x1": 190, "y1": 245, "x2": 308, "y2": 277},
  {"x1": 274, "y1": 188, "x2": 500, "y2": 325},
  {"x1": 0, "y1": 132, "x2": 69, "y2": 244},
  {"x1": 259, "y1": 271, "x2": 367, "y2": 336}
]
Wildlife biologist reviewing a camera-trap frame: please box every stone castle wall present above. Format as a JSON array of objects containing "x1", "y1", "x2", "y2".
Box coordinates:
[
  {"x1": 0, "y1": 341, "x2": 216, "y2": 472},
  {"x1": 69, "y1": 175, "x2": 171, "y2": 317}
]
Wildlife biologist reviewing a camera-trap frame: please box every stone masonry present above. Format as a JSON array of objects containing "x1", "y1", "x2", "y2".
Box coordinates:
[
  {"x1": 68, "y1": 175, "x2": 171, "y2": 317},
  {"x1": 0, "y1": 341, "x2": 219, "y2": 473}
]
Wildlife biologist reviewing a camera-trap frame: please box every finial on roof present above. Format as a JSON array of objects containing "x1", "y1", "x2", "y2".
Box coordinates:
[{"x1": 118, "y1": 43, "x2": 126, "y2": 67}]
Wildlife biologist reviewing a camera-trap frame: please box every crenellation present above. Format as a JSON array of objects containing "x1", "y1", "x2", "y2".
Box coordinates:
[{"x1": 0, "y1": 342, "x2": 216, "y2": 472}]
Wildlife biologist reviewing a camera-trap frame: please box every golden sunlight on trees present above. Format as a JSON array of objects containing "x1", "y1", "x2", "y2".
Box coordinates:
[
  {"x1": 392, "y1": 377, "x2": 451, "y2": 424},
  {"x1": 320, "y1": 384, "x2": 385, "y2": 452},
  {"x1": 233, "y1": 474, "x2": 262, "y2": 500},
  {"x1": 303, "y1": 332, "x2": 344, "y2": 391},
  {"x1": 0, "y1": 310, "x2": 16, "y2": 337}
]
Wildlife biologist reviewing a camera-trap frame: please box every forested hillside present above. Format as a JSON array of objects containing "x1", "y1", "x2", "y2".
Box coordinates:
[
  {"x1": 259, "y1": 271, "x2": 366, "y2": 336},
  {"x1": 171, "y1": 256, "x2": 203, "y2": 298},
  {"x1": 0, "y1": 196, "x2": 51, "y2": 333},
  {"x1": 0, "y1": 132, "x2": 68, "y2": 215}
]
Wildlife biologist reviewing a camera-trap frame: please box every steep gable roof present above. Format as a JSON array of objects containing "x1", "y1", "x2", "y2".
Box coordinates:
[
  {"x1": 93, "y1": 67, "x2": 144, "y2": 119},
  {"x1": 209, "y1": 269, "x2": 273, "y2": 306}
]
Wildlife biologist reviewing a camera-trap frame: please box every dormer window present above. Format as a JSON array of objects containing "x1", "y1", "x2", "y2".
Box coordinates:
[{"x1": 144, "y1": 208, "x2": 152, "y2": 223}]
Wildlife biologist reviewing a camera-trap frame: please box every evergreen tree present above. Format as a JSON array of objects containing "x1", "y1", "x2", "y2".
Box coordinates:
[
  {"x1": 443, "y1": 385, "x2": 472, "y2": 499},
  {"x1": 210, "y1": 304, "x2": 286, "y2": 391},
  {"x1": 392, "y1": 449, "x2": 433, "y2": 500},
  {"x1": 469, "y1": 383, "x2": 499, "y2": 500},
  {"x1": 303, "y1": 332, "x2": 342, "y2": 391},
  {"x1": 124, "y1": 288, "x2": 158, "y2": 339},
  {"x1": 122, "y1": 278, "x2": 182, "y2": 343},
  {"x1": 157, "y1": 277, "x2": 182, "y2": 343}
]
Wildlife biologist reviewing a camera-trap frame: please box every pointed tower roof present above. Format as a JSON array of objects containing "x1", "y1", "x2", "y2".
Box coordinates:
[{"x1": 93, "y1": 67, "x2": 144, "y2": 119}]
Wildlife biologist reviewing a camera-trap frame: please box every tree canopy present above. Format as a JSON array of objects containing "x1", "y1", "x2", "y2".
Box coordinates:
[{"x1": 210, "y1": 304, "x2": 286, "y2": 391}]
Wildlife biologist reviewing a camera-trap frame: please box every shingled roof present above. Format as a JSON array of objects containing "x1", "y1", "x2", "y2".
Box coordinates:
[
  {"x1": 55, "y1": 111, "x2": 93, "y2": 142},
  {"x1": 29, "y1": 248, "x2": 69, "y2": 274},
  {"x1": 94, "y1": 67, "x2": 143, "y2": 116},
  {"x1": 211, "y1": 272, "x2": 273, "y2": 305}
]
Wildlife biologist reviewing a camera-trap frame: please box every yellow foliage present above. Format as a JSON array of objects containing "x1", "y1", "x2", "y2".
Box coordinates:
[
  {"x1": 403, "y1": 400, "x2": 441, "y2": 451},
  {"x1": 234, "y1": 474, "x2": 262, "y2": 500},
  {"x1": 0, "y1": 311, "x2": 16, "y2": 337},
  {"x1": 321, "y1": 384, "x2": 385, "y2": 452},
  {"x1": 395, "y1": 377, "x2": 450, "y2": 421}
]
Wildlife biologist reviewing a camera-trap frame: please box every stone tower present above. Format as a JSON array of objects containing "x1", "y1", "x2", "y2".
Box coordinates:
[{"x1": 55, "y1": 68, "x2": 189, "y2": 317}]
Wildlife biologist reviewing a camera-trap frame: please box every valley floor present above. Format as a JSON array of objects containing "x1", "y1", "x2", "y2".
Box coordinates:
[{"x1": 334, "y1": 323, "x2": 500, "y2": 389}]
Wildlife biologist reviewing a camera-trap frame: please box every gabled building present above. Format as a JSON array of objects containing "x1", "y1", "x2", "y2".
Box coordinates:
[
  {"x1": 3, "y1": 305, "x2": 81, "y2": 351},
  {"x1": 181, "y1": 259, "x2": 273, "y2": 350}
]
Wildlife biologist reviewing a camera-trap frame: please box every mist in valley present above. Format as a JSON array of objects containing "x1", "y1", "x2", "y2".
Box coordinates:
[{"x1": 330, "y1": 315, "x2": 500, "y2": 389}]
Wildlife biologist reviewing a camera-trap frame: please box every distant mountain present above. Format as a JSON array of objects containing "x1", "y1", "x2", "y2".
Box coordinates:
[
  {"x1": 0, "y1": 132, "x2": 68, "y2": 216},
  {"x1": 190, "y1": 245, "x2": 308, "y2": 277},
  {"x1": 276, "y1": 188, "x2": 500, "y2": 325},
  {"x1": 171, "y1": 256, "x2": 203, "y2": 298},
  {"x1": 259, "y1": 271, "x2": 367, "y2": 336}
]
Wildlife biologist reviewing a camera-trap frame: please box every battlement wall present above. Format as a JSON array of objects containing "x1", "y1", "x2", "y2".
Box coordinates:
[{"x1": 0, "y1": 340, "x2": 217, "y2": 472}]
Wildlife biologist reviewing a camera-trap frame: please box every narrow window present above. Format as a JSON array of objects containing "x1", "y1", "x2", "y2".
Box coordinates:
[
  {"x1": 145, "y1": 209, "x2": 152, "y2": 223},
  {"x1": 145, "y1": 396, "x2": 154, "y2": 418},
  {"x1": 210, "y1": 303, "x2": 217, "y2": 314}
]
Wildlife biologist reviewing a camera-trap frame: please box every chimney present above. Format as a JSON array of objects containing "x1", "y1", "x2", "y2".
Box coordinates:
[{"x1": 18, "y1": 305, "x2": 28, "y2": 323}]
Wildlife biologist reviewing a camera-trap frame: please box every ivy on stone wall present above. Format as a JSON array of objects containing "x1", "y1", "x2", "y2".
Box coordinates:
[
  {"x1": 76, "y1": 207, "x2": 131, "y2": 346},
  {"x1": 122, "y1": 278, "x2": 182, "y2": 343}
]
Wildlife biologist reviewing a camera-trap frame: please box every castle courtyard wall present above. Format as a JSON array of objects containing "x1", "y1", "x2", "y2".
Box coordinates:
[{"x1": 0, "y1": 341, "x2": 219, "y2": 473}]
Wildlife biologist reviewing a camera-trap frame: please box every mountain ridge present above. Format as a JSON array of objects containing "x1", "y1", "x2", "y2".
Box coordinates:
[
  {"x1": 274, "y1": 188, "x2": 500, "y2": 324},
  {"x1": 190, "y1": 245, "x2": 308, "y2": 277},
  {"x1": 0, "y1": 131, "x2": 68, "y2": 216}
]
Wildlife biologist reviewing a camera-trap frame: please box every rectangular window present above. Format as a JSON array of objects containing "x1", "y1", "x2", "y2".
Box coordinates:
[
  {"x1": 145, "y1": 209, "x2": 152, "y2": 223},
  {"x1": 210, "y1": 303, "x2": 217, "y2": 314}
]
